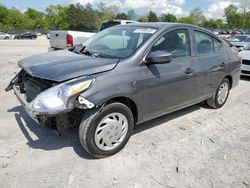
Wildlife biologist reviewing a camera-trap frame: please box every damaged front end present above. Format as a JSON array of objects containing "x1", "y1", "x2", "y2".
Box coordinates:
[{"x1": 6, "y1": 68, "x2": 96, "y2": 134}]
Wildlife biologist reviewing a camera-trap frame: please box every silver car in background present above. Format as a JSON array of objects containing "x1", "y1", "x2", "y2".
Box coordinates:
[
  {"x1": 0, "y1": 32, "x2": 11, "y2": 39},
  {"x1": 231, "y1": 34, "x2": 250, "y2": 51},
  {"x1": 239, "y1": 44, "x2": 250, "y2": 76}
]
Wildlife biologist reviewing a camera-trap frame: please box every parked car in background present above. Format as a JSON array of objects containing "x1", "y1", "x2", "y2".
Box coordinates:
[
  {"x1": 231, "y1": 34, "x2": 250, "y2": 51},
  {"x1": 6, "y1": 23, "x2": 241, "y2": 158},
  {"x1": 99, "y1": 19, "x2": 138, "y2": 31},
  {"x1": 49, "y1": 30, "x2": 95, "y2": 51},
  {"x1": 14, "y1": 32, "x2": 37, "y2": 39},
  {"x1": 239, "y1": 44, "x2": 250, "y2": 76},
  {"x1": 0, "y1": 32, "x2": 11, "y2": 39},
  {"x1": 231, "y1": 30, "x2": 242, "y2": 35},
  {"x1": 49, "y1": 20, "x2": 138, "y2": 51}
]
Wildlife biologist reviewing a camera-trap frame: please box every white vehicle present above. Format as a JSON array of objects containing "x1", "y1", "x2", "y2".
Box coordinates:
[
  {"x1": 49, "y1": 20, "x2": 138, "y2": 51},
  {"x1": 49, "y1": 30, "x2": 95, "y2": 50},
  {"x1": 0, "y1": 32, "x2": 11, "y2": 39},
  {"x1": 239, "y1": 44, "x2": 250, "y2": 76}
]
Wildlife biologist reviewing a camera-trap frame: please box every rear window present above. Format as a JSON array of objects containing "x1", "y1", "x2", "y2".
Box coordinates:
[
  {"x1": 100, "y1": 21, "x2": 120, "y2": 31},
  {"x1": 194, "y1": 31, "x2": 222, "y2": 55}
]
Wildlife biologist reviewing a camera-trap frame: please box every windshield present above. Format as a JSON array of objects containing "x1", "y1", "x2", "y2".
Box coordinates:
[
  {"x1": 231, "y1": 35, "x2": 250, "y2": 42},
  {"x1": 79, "y1": 26, "x2": 157, "y2": 59}
]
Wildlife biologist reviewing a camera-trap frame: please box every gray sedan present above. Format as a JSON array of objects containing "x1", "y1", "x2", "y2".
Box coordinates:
[{"x1": 6, "y1": 23, "x2": 241, "y2": 158}]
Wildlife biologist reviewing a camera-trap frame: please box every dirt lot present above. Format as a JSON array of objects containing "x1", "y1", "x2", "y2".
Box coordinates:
[{"x1": 0, "y1": 37, "x2": 249, "y2": 188}]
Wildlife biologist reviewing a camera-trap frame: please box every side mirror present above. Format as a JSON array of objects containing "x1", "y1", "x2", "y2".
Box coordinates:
[{"x1": 146, "y1": 51, "x2": 172, "y2": 64}]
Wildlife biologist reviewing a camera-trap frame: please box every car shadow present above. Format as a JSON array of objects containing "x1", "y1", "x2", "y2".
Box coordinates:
[
  {"x1": 7, "y1": 106, "x2": 94, "y2": 159},
  {"x1": 8, "y1": 104, "x2": 203, "y2": 159},
  {"x1": 134, "y1": 104, "x2": 202, "y2": 134}
]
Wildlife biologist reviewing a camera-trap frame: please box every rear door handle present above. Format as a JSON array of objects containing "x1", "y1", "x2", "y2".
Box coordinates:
[{"x1": 185, "y1": 68, "x2": 194, "y2": 75}]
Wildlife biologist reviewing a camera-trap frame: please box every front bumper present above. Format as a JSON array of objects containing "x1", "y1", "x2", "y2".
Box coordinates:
[
  {"x1": 13, "y1": 85, "x2": 71, "y2": 123},
  {"x1": 241, "y1": 64, "x2": 250, "y2": 76},
  {"x1": 13, "y1": 85, "x2": 40, "y2": 123}
]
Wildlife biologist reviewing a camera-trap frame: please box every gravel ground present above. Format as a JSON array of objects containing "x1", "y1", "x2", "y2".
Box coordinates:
[{"x1": 0, "y1": 37, "x2": 249, "y2": 188}]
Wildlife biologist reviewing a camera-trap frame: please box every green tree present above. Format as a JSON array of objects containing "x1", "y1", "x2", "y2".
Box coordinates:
[
  {"x1": 203, "y1": 19, "x2": 223, "y2": 29},
  {"x1": 25, "y1": 8, "x2": 48, "y2": 30},
  {"x1": 4, "y1": 8, "x2": 33, "y2": 30},
  {"x1": 147, "y1": 11, "x2": 158, "y2": 22},
  {"x1": 0, "y1": 4, "x2": 8, "y2": 29},
  {"x1": 139, "y1": 14, "x2": 148, "y2": 22},
  {"x1": 189, "y1": 7, "x2": 206, "y2": 25},
  {"x1": 66, "y1": 3, "x2": 98, "y2": 31},
  {"x1": 178, "y1": 17, "x2": 198, "y2": 25},
  {"x1": 115, "y1": 13, "x2": 129, "y2": 20},
  {"x1": 45, "y1": 5, "x2": 69, "y2": 29},
  {"x1": 160, "y1": 13, "x2": 177, "y2": 22},
  {"x1": 127, "y1": 9, "x2": 138, "y2": 20},
  {"x1": 225, "y1": 5, "x2": 240, "y2": 29}
]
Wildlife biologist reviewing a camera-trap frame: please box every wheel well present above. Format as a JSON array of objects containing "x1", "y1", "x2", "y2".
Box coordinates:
[
  {"x1": 107, "y1": 97, "x2": 138, "y2": 123},
  {"x1": 225, "y1": 75, "x2": 233, "y2": 89}
]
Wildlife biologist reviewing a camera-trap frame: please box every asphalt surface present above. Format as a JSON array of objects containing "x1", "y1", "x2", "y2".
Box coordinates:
[{"x1": 0, "y1": 36, "x2": 249, "y2": 188}]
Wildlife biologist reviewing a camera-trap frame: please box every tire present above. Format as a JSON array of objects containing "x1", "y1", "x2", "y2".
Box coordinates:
[
  {"x1": 5, "y1": 36, "x2": 9, "y2": 40},
  {"x1": 206, "y1": 78, "x2": 230, "y2": 109},
  {"x1": 79, "y1": 102, "x2": 134, "y2": 158}
]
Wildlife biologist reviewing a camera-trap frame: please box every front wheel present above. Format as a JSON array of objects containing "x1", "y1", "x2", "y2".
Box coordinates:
[
  {"x1": 79, "y1": 102, "x2": 134, "y2": 158},
  {"x1": 206, "y1": 78, "x2": 230, "y2": 108}
]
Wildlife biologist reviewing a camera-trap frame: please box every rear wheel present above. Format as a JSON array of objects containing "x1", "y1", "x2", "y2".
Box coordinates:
[
  {"x1": 206, "y1": 78, "x2": 230, "y2": 108},
  {"x1": 79, "y1": 102, "x2": 134, "y2": 158}
]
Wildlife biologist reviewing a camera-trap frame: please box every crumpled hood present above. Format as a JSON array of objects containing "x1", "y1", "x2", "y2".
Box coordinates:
[{"x1": 18, "y1": 50, "x2": 119, "y2": 82}]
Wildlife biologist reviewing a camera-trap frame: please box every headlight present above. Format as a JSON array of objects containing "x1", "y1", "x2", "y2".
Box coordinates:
[{"x1": 30, "y1": 76, "x2": 94, "y2": 113}]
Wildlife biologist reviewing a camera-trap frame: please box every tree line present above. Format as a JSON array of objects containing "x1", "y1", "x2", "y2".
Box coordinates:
[{"x1": 0, "y1": 1, "x2": 250, "y2": 32}]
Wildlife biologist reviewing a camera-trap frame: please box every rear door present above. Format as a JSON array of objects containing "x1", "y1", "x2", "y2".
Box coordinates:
[
  {"x1": 142, "y1": 28, "x2": 200, "y2": 119},
  {"x1": 192, "y1": 29, "x2": 225, "y2": 98}
]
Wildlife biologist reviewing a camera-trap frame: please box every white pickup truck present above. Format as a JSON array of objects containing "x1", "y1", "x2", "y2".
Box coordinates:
[{"x1": 49, "y1": 20, "x2": 137, "y2": 51}]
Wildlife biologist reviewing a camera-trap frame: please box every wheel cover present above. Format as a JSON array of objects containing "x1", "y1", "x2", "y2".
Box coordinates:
[
  {"x1": 94, "y1": 113, "x2": 129, "y2": 151},
  {"x1": 217, "y1": 82, "x2": 229, "y2": 105}
]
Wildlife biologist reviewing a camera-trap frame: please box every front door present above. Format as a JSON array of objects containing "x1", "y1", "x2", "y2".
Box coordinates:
[{"x1": 142, "y1": 28, "x2": 199, "y2": 119}]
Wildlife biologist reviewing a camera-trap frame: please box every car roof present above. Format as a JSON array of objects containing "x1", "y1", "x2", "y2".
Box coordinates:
[{"x1": 116, "y1": 22, "x2": 204, "y2": 30}]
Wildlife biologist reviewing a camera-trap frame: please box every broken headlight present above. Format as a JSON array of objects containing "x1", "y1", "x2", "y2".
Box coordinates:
[{"x1": 30, "y1": 76, "x2": 94, "y2": 113}]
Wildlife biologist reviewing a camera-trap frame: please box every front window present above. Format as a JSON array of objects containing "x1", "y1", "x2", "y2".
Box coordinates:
[
  {"x1": 80, "y1": 26, "x2": 157, "y2": 59},
  {"x1": 151, "y1": 29, "x2": 191, "y2": 58}
]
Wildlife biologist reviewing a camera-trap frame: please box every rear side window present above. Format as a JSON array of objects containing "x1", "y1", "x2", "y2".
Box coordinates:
[
  {"x1": 151, "y1": 29, "x2": 191, "y2": 59},
  {"x1": 194, "y1": 31, "x2": 222, "y2": 55}
]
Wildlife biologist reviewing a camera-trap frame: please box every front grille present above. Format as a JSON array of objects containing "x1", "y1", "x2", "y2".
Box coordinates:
[
  {"x1": 18, "y1": 69, "x2": 55, "y2": 102},
  {"x1": 242, "y1": 60, "x2": 250, "y2": 65},
  {"x1": 24, "y1": 80, "x2": 44, "y2": 102},
  {"x1": 242, "y1": 70, "x2": 250, "y2": 75}
]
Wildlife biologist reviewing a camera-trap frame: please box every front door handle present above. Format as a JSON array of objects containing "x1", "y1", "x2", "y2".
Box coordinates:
[{"x1": 185, "y1": 68, "x2": 194, "y2": 75}]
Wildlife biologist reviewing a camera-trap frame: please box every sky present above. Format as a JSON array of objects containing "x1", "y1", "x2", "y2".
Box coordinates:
[{"x1": 0, "y1": 0, "x2": 241, "y2": 19}]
